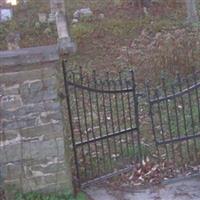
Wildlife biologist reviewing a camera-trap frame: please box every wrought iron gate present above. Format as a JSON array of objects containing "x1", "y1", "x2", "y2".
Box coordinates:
[
  {"x1": 147, "y1": 70, "x2": 200, "y2": 166},
  {"x1": 62, "y1": 61, "x2": 142, "y2": 187}
]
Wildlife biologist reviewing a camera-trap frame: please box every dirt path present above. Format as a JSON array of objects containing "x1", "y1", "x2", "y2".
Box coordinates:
[{"x1": 84, "y1": 175, "x2": 200, "y2": 200}]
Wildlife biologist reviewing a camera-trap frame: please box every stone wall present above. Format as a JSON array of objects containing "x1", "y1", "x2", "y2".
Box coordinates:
[{"x1": 0, "y1": 46, "x2": 73, "y2": 194}]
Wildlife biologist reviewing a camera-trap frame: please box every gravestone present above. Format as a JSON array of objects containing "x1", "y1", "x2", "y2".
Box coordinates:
[
  {"x1": 0, "y1": 8, "x2": 13, "y2": 22},
  {"x1": 49, "y1": 0, "x2": 65, "y2": 23},
  {"x1": 73, "y1": 8, "x2": 93, "y2": 20},
  {"x1": 6, "y1": 32, "x2": 21, "y2": 50},
  {"x1": 38, "y1": 13, "x2": 47, "y2": 23}
]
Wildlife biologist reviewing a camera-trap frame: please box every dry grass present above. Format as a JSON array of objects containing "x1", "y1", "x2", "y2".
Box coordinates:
[
  {"x1": 66, "y1": 0, "x2": 199, "y2": 82},
  {"x1": 0, "y1": 0, "x2": 199, "y2": 82}
]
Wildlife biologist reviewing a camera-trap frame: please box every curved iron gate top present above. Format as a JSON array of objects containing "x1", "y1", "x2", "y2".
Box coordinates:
[{"x1": 62, "y1": 61, "x2": 142, "y2": 187}]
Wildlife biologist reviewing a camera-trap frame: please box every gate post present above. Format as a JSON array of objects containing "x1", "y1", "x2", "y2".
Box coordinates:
[
  {"x1": 131, "y1": 70, "x2": 142, "y2": 162},
  {"x1": 56, "y1": 62, "x2": 74, "y2": 194},
  {"x1": 55, "y1": 0, "x2": 76, "y2": 194}
]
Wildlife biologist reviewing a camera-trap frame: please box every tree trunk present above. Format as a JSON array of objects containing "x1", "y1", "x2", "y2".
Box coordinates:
[{"x1": 185, "y1": 0, "x2": 199, "y2": 23}]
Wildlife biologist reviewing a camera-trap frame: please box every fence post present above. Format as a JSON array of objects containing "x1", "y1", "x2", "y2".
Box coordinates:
[
  {"x1": 61, "y1": 61, "x2": 81, "y2": 190},
  {"x1": 130, "y1": 70, "x2": 142, "y2": 162},
  {"x1": 146, "y1": 83, "x2": 160, "y2": 161}
]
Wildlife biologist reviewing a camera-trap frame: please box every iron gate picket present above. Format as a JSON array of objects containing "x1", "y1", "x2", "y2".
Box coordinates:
[
  {"x1": 147, "y1": 70, "x2": 200, "y2": 166},
  {"x1": 62, "y1": 61, "x2": 142, "y2": 187}
]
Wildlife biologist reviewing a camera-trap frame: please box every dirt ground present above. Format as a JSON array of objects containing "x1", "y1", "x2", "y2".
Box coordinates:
[{"x1": 84, "y1": 174, "x2": 200, "y2": 200}]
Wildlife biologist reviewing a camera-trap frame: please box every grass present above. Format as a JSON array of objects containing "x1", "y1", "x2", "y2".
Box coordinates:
[
  {"x1": 67, "y1": 65, "x2": 200, "y2": 183},
  {"x1": 1, "y1": 0, "x2": 200, "y2": 180},
  {"x1": 1, "y1": 0, "x2": 199, "y2": 87},
  {"x1": 0, "y1": 0, "x2": 190, "y2": 72},
  {"x1": 76, "y1": 137, "x2": 151, "y2": 183},
  {"x1": 15, "y1": 191, "x2": 87, "y2": 200},
  {"x1": 0, "y1": 0, "x2": 57, "y2": 50},
  {"x1": 66, "y1": 0, "x2": 197, "y2": 82},
  {"x1": 149, "y1": 82, "x2": 200, "y2": 165}
]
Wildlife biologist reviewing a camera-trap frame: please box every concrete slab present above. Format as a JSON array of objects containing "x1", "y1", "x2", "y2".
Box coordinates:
[
  {"x1": 85, "y1": 175, "x2": 200, "y2": 200},
  {"x1": 85, "y1": 186, "x2": 117, "y2": 200}
]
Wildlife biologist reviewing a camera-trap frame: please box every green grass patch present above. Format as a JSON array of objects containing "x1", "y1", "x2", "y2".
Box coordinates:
[
  {"x1": 71, "y1": 23, "x2": 95, "y2": 41},
  {"x1": 148, "y1": 17, "x2": 183, "y2": 33},
  {"x1": 100, "y1": 18, "x2": 149, "y2": 38},
  {"x1": 15, "y1": 191, "x2": 87, "y2": 200}
]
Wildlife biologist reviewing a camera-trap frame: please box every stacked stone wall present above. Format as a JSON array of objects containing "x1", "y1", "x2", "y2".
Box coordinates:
[{"x1": 0, "y1": 51, "x2": 72, "y2": 193}]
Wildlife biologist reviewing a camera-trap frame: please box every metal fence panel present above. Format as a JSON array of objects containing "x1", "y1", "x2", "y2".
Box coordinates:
[
  {"x1": 147, "y1": 70, "x2": 200, "y2": 167},
  {"x1": 62, "y1": 61, "x2": 142, "y2": 187}
]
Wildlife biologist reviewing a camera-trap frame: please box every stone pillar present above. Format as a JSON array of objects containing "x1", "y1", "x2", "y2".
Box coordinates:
[
  {"x1": 0, "y1": 0, "x2": 76, "y2": 196},
  {"x1": 0, "y1": 46, "x2": 74, "y2": 196}
]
